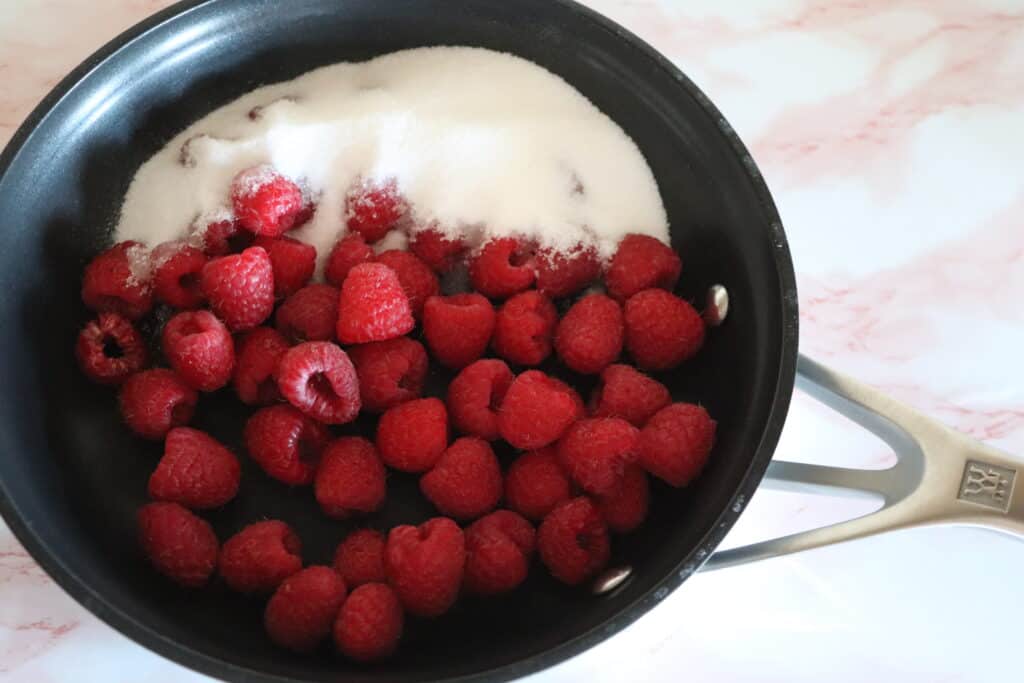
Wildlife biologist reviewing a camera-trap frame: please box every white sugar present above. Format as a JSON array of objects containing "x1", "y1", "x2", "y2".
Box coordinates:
[{"x1": 114, "y1": 47, "x2": 668, "y2": 271}]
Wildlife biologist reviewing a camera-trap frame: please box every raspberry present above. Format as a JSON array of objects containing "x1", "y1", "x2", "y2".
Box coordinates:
[
  {"x1": 75, "y1": 313, "x2": 148, "y2": 385},
  {"x1": 232, "y1": 327, "x2": 289, "y2": 405},
  {"x1": 244, "y1": 404, "x2": 331, "y2": 485},
  {"x1": 639, "y1": 403, "x2": 716, "y2": 487},
  {"x1": 557, "y1": 417, "x2": 640, "y2": 496},
  {"x1": 253, "y1": 236, "x2": 316, "y2": 298},
  {"x1": 589, "y1": 364, "x2": 671, "y2": 427},
  {"x1": 333, "y1": 583, "x2": 404, "y2": 662},
  {"x1": 420, "y1": 437, "x2": 502, "y2": 520},
  {"x1": 148, "y1": 427, "x2": 241, "y2": 509},
  {"x1": 314, "y1": 437, "x2": 387, "y2": 519},
  {"x1": 535, "y1": 245, "x2": 601, "y2": 299},
  {"x1": 334, "y1": 530, "x2": 386, "y2": 587},
  {"x1": 446, "y1": 359, "x2": 513, "y2": 441},
  {"x1": 153, "y1": 245, "x2": 207, "y2": 309},
  {"x1": 200, "y1": 246, "x2": 275, "y2": 331},
  {"x1": 425, "y1": 297, "x2": 496, "y2": 372},
  {"x1": 219, "y1": 520, "x2": 303, "y2": 594},
  {"x1": 345, "y1": 179, "x2": 406, "y2": 243},
  {"x1": 197, "y1": 217, "x2": 245, "y2": 256},
  {"x1": 594, "y1": 465, "x2": 649, "y2": 533},
  {"x1": 336, "y1": 263, "x2": 414, "y2": 344},
  {"x1": 137, "y1": 502, "x2": 218, "y2": 588},
  {"x1": 504, "y1": 448, "x2": 572, "y2": 521},
  {"x1": 623, "y1": 289, "x2": 705, "y2": 370},
  {"x1": 81, "y1": 241, "x2": 153, "y2": 320},
  {"x1": 554, "y1": 294, "x2": 623, "y2": 374},
  {"x1": 275, "y1": 284, "x2": 339, "y2": 342},
  {"x1": 374, "y1": 249, "x2": 439, "y2": 319},
  {"x1": 498, "y1": 370, "x2": 579, "y2": 450},
  {"x1": 325, "y1": 233, "x2": 374, "y2": 287},
  {"x1": 275, "y1": 341, "x2": 360, "y2": 424},
  {"x1": 464, "y1": 510, "x2": 536, "y2": 596},
  {"x1": 119, "y1": 369, "x2": 198, "y2": 440},
  {"x1": 376, "y1": 398, "x2": 448, "y2": 473},
  {"x1": 231, "y1": 165, "x2": 304, "y2": 237},
  {"x1": 347, "y1": 337, "x2": 427, "y2": 413},
  {"x1": 537, "y1": 497, "x2": 609, "y2": 585},
  {"x1": 409, "y1": 228, "x2": 466, "y2": 272},
  {"x1": 550, "y1": 376, "x2": 587, "y2": 420},
  {"x1": 492, "y1": 291, "x2": 558, "y2": 366},
  {"x1": 161, "y1": 310, "x2": 235, "y2": 392},
  {"x1": 605, "y1": 234, "x2": 681, "y2": 301},
  {"x1": 468, "y1": 238, "x2": 536, "y2": 299},
  {"x1": 385, "y1": 518, "x2": 465, "y2": 617},
  {"x1": 264, "y1": 566, "x2": 347, "y2": 653}
]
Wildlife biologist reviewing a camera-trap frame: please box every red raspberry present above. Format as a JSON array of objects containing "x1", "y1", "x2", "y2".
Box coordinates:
[
  {"x1": 552, "y1": 375, "x2": 587, "y2": 419},
  {"x1": 219, "y1": 520, "x2": 303, "y2": 593},
  {"x1": 314, "y1": 437, "x2": 387, "y2": 519},
  {"x1": 333, "y1": 530, "x2": 386, "y2": 587},
  {"x1": 468, "y1": 238, "x2": 537, "y2": 299},
  {"x1": 244, "y1": 404, "x2": 331, "y2": 485},
  {"x1": 119, "y1": 369, "x2": 198, "y2": 440},
  {"x1": 325, "y1": 233, "x2": 374, "y2": 287},
  {"x1": 385, "y1": 518, "x2": 465, "y2": 617},
  {"x1": 81, "y1": 241, "x2": 153, "y2": 320},
  {"x1": 75, "y1": 313, "x2": 148, "y2": 385},
  {"x1": 137, "y1": 502, "x2": 218, "y2": 587},
  {"x1": 336, "y1": 263, "x2": 414, "y2": 344},
  {"x1": 148, "y1": 427, "x2": 240, "y2": 509},
  {"x1": 161, "y1": 310, "x2": 235, "y2": 392},
  {"x1": 464, "y1": 510, "x2": 536, "y2": 596},
  {"x1": 345, "y1": 179, "x2": 406, "y2": 243},
  {"x1": 504, "y1": 447, "x2": 572, "y2": 521},
  {"x1": 333, "y1": 583, "x2": 404, "y2": 662},
  {"x1": 200, "y1": 246, "x2": 275, "y2": 331},
  {"x1": 376, "y1": 398, "x2": 448, "y2": 473},
  {"x1": 537, "y1": 497, "x2": 609, "y2": 585},
  {"x1": 623, "y1": 289, "x2": 705, "y2": 370},
  {"x1": 264, "y1": 566, "x2": 347, "y2": 653},
  {"x1": 275, "y1": 284, "x2": 339, "y2": 342},
  {"x1": 605, "y1": 234, "x2": 681, "y2": 301},
  {"x1": 639, "y1": 403, "x2": 716, "y2": 487},
  {"x1": 557, "y1": 417, "x2": 640, "y2": 496},
  {"x1": 589, "y1": 364, "x2": 671, "y2": 427},
  {"x1": 420, "y1": 437, "x2": 502, "y2": 520},
  {"x1": 347, "y1": 337, "x2": 427, "y2": 413},
  {"x1": 492, "y1": 291, "x2": 558, "y2": 366},
  {"x1": 554, "y1": 294, "x2": 623, "y2": 375},
  {"x1": 594, "y1": 465, "x2": 649, "y2": 533},
  {"x1": 153, "y1": 244, "x2": 207, "y2": 309},
  {"x1": 422, "y1": 294, "x2": 495, "y2": 369},
  {"x1": 375, "y1": 249, "x2": 439, "y2": 319},
  {"x1": 253, "y1": 236, "x2": 316, "y2": 298},
  {"x1": 231, "y1": 165, "x2": 304, "y2": 237},
  {"x1": 197, "y1": 217, "x2": 245, "y2": 256},
  {"x1": 409, "y1": 228, "x2": 466, "y2": 273},
  {"x1": 535, "y1": 245, "x2": 601, "y2": 299},
  {"x1": 275, "y1": 341, "x2": 360, "y2": 424},
  {"x1": 446, "y1": 359, "x2": 513, "y2": 441},
  {"x1": 232, "y1": 327, "x2": 289, "y2": 405},
  {"x1": 498, "y1": 370, "x2": 579, "y2": 450}
]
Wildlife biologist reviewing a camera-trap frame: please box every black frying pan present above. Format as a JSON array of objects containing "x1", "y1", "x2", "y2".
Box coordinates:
[{"x1": 0, "y1": 0, "x2": 797, "y2": 680}]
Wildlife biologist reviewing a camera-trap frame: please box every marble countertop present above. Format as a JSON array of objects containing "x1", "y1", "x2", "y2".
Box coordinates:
[{"x1": 2, "y1": 1, "x2": 1023, "y2": 681}]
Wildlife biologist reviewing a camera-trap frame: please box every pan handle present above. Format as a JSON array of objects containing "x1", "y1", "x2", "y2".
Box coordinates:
[{"x1": 703, "y1": 354, "x2": 1024, "y2": 571}]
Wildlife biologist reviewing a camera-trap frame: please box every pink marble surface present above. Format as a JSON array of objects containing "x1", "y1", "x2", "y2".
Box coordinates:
[{"x1": 1, "y1": 1, "x2": 1023, "y2": 681}]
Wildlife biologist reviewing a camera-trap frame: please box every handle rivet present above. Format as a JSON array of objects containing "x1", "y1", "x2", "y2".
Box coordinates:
[
  {"x1": 591, "y1": 566, "x2": 632, "y2": 595},
  {"x1": 704, "y1": 284, "x2": 729, "y2": 326}
]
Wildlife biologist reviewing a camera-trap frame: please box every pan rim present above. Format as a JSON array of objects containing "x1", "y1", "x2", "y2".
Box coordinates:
[{"x1": 0, "y1": 0, "x2": 799, "y2": 680}]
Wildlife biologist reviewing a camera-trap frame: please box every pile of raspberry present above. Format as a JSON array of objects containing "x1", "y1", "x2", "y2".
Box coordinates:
[{"x1": 77, "y1": 165, "x2": 717, "y2": 661}]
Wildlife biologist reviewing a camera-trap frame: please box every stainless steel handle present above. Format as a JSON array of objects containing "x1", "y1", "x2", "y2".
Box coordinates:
[{"x1": 703, "y1": 354, "x2": 1024, "y2": 571}]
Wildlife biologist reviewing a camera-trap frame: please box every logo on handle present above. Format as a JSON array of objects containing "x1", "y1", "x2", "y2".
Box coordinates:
[{"x1": 958, "y1": 461, "x2": 1016, "y2": 512}]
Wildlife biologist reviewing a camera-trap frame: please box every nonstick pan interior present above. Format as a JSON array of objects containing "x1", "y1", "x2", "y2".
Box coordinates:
[{"x1": 0, "y1": 0, "x2": 797, "y2": 680}]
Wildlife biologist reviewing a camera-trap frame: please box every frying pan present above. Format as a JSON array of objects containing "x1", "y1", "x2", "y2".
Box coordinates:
[{"x1": 0, "y1": 1, "x2": 1020, "y2": 681}]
